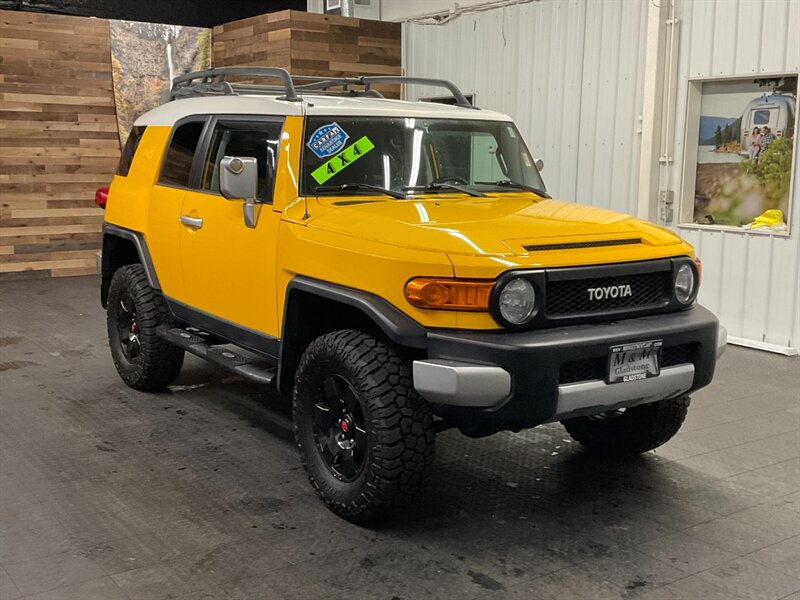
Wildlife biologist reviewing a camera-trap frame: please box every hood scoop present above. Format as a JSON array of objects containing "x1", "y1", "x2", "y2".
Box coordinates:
[{"x1": 522, "y1": 238, "x2": 641, "y2": 252}]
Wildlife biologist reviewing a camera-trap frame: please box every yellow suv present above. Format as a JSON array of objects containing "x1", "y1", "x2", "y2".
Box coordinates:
[{"x1": 99, "y1": 67, "x2": 726, "y2": 522}]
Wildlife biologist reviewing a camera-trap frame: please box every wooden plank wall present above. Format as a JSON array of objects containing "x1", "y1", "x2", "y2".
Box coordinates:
[
  {"x1": 0, "y1": 9, "x2": 399, "y2": 280},
  {"x1": 0, "y1": 10, "x2": 119, "y2": 280},
  {"x1": 214, "y1": 10, "x2": 401, "y2": 96}
]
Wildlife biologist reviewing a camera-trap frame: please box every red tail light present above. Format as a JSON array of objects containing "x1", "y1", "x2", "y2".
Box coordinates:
[{"x1": 95, "y1": 186, "x2": 109, "y2": 209}]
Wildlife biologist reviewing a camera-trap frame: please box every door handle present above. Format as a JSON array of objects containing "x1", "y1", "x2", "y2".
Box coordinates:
[{"x1": 180, "y1": 215, "x2": 203, "y2": 229}]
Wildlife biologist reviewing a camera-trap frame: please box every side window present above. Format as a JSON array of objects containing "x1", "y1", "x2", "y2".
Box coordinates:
[
  {"x1": 159, "y1": 121, "x2": 205, "y2": 187},
  {"x1": 200, "y1": 119, "x2": 284, "y2": 202},
  {"x1": 117, "y1": 125, "x2": 146, "y2": 177}
]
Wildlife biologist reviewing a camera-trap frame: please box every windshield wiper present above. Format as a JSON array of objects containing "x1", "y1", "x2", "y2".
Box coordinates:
[
  {"x1": 403, "y1": 183, "x2": 485, "y2": 197},
  {"x1": 315, "y1": 183, "x2": 407, "y2": 200},
  {"x1": 475, "y1": 180, "x2": 551, "y2": 198}
]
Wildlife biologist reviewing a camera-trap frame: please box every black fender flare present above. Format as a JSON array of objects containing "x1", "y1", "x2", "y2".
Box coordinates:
[
  {"x1": 277, "y1": 276, "x2": 428, "y2": 392},
  {"x1": 100, "y1": 224, "x2": 160, "y2": 306}
]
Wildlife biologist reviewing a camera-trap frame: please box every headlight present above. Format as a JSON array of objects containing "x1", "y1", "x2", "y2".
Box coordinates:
[
  {"x1": 674, "y1": 263, "x2": 696, "y2": 304},
  {"x1": 498, "y1": 277, "x2": 536, "y2": 324}
]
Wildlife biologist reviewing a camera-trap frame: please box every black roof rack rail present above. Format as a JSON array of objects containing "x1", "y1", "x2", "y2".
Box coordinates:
[{"x1": 170, "y1": 67, "x2": 476, "y2": 108}]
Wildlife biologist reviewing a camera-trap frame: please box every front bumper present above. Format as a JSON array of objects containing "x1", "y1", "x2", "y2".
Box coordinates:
[{"x1": 413, "y1": 305, "x2": 723, "y2": 433}]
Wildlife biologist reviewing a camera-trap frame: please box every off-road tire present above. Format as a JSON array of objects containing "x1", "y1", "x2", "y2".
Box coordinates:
[
  {"x1": 107, "y1": 264, "x2": 184, "y2": 391},
  {"x1": 561, "y1": 396, "x2": 690, "y2": 457},
  {"x1": 293, "y1": 330, "x2": 435, "y2": 523}
]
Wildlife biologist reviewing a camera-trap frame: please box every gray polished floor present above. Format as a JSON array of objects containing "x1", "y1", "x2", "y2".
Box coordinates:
[{"x1": 1, "y1": 276, "x2": 798, "y2": 600}]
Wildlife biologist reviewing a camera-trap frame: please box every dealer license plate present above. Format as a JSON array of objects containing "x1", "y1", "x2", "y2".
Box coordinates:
[{"x1": 607, "y1": 340, "x2": 662, "y2": 384}]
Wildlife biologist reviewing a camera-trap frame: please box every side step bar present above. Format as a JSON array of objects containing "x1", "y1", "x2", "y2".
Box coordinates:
[{"x1": 157, "y1": 326, "x2": 277, "y2": 387}]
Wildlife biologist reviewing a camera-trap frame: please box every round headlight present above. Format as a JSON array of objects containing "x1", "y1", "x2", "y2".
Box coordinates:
[
  {"x1": 498, "y1": 277, "x2": 536, "y2": 325},
  {"x1": 675, "y1": 264, "x2": 696, "y2": 304}
]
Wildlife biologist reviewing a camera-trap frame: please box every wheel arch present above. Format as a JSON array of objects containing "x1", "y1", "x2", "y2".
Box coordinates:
[
  {"x1": 277, "y1": 277, "x2": 428, "y2": 393},
  {"x1": 101, "y1": 224, "x2": 160, "y2": 308}
]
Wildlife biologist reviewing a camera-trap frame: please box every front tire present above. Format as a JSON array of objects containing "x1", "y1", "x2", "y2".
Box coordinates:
[
  {"x1": 106, "y1": 264, "x2": 184, "y2": 391},
  {"x1": 293, "y1": 330, "x2": 435, "y2": 523},
  {"x1": 561, "y1": 396, "x2": 690, "y2": 457}
]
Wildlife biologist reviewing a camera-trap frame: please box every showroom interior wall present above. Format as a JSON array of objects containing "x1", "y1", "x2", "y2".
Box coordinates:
[
  {"x1": 0, "y1": 8, "x2": 400, "y2": 281},
  {"x1": 0, "y1": 10, "x2": 120, "y2": 280},
  {"x1": 402, "y1": 0, "x2": 799, "y2": 353},
  {"x1": 214, "y1": 10, "x2": 400, "y2": 84},
  {"x1": 666, "y1": 0, "x2": 799, "y2": 354}
]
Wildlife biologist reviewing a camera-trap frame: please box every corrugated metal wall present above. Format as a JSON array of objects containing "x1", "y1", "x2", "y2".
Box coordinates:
[
  {"x1": 403, "y1": 0, "x2": 647, "y2": 214},
  {"x1": 403, "y1": 0, "x2": 800, "y2": 351},
  {"x1": 669, "y1": 0, "x2": 799, "y2": 351}
]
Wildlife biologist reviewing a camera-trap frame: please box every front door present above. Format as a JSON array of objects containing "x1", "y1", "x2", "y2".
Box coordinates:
[{"x1": 178, "y1": 116, "x2": 285, "y2": 342}]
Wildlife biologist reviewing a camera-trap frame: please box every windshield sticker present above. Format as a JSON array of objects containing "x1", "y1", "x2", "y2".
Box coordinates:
[
  {"x1": 311, "y1": 136, "x2": 375, "y2": 185},
  {"x1": 307, "y1": 122, "x2": 350, "y2": 158}
]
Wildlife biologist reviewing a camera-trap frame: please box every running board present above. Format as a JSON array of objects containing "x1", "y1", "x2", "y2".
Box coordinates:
[{"x1": 157, "y1": 326, "x2": 277, "y2": 387}]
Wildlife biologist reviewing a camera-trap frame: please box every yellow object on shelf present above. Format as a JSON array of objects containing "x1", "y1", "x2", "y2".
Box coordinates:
[{"x1": 749, "y1": 209, "x2": 784, "y2": 229}]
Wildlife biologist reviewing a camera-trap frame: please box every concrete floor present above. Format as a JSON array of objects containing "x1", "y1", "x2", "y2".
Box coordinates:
[{"x1": 0, "y1": 276, "x2": 798, "y2": 600}]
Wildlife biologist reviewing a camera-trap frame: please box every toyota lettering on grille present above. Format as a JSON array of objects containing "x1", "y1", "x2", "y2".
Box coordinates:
[{"x1": 587, "y1": 284, "x2": 632, "y2": 301}]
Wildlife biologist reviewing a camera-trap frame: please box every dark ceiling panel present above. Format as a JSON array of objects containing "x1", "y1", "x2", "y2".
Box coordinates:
[{"x1": 0, "y1": 0, "x2": 307, "y2": 27}]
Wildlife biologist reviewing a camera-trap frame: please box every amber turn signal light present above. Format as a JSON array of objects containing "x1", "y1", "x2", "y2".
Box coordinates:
[
  {"x1": 694, "y1": 257, "x2": 702, "y2": 285},
  {"x1": 405, "y1": 278, "x2": 494, "y2": 311}
]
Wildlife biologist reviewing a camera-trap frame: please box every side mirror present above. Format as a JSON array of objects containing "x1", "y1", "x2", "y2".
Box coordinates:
[
  {"x1": 534, "y1": 157, "x2": 544, "y2": 171},
  {"x1": 220, "y1": 156, "x2": 260, "y2": 228}
]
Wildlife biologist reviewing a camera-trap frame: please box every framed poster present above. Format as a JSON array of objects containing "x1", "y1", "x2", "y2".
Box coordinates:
[{"x1": 679, "y1": 74, "x2": 797, "y2": 234}]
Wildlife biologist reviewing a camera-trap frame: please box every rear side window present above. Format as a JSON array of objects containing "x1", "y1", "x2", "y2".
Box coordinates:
[
  {"x1": 159, "y1": 121, "x2": 205, "y2": 187},
  {"x1": 117, "y1": 126, "x2": 146, "y2": 177},
  {"x1": 199, "y1": 119, "x2": 284, "y2": 202}
]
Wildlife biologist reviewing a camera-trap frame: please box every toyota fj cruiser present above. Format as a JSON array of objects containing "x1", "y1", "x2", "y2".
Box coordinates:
[{"x1": 98, "y1": 67, "x2": 727, "y2": 522}]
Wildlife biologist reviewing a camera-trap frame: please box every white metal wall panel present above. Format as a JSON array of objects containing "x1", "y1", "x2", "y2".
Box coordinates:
[
  {"x1": 670, "y1": 0, "x2": 800, "y2": 351},
  {"x1": 404, "y1": 0, "x2": 800, "y2": 351},
  {"x1": 403, "y1": 0, "x2": 645, "y2": 212}
]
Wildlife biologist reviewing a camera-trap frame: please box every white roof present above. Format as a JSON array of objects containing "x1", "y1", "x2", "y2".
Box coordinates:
[
  {"x1": 303, "y1": 95, "x2": 512, "y2": 121},
  {"x1": 134, "y1": 94, "x2": 512, "y2": 127}
]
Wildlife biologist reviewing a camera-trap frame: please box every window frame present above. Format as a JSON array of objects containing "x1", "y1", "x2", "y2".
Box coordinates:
[
  {"x1": 192, "y1": 114, "x2": 286, "y2": 205},
  {"x1": 752, "y1": 109, "x2": 773, "y2": 126},
  {"x1": 117, "y1": 125, "x2": 147, "y2": 177},
  {"x1": 298, "y1": 115, "x2": 544, "y2": 197},
  {"x1": 156, "y1": 115, "x2": 211, "y2": 191}
]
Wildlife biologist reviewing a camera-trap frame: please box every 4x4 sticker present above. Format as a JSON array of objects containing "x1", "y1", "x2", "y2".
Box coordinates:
[
  {"x1": 311, "y1": 136, "x2": 375, "y2": 184},
  {"x1": 307, "y1": 122, "x2": 350, "y2": 158}
]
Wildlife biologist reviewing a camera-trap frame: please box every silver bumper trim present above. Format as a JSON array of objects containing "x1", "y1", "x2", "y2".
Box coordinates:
[
  {"x1": 717, "y1": 325, "x2": 728, "y2": 359},
  {"x1": 551, "y1": 363, "x2": 695, "y2": 422},
  {"x1": 412, "y1": 359, "x2": 511, "y2": 407},
  {"x1": 95, "y1": 250, "x2": 102, "y2": 276}
]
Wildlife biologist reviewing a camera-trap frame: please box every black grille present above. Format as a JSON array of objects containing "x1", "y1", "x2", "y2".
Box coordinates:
[
  {"x1": 546, "y1": 272, "x2": 670, "y2": 316},
  {"x1": 662, "y1": 343, "x2": 695, "y2": 367},
  {"x1": 559, "y1": 343, "x2": 696, "y2": 384},
  {"x1": 559, "y1": 358, "x2": 606, "y2": 384}
]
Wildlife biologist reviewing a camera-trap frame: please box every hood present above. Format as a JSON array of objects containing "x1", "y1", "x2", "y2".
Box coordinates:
[{"x1": 296, "y1": 194, "x2": 688, "y2": 265}]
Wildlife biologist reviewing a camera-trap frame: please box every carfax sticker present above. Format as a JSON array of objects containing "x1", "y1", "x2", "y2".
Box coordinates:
[
  {"x1": 311, "y1": 136, "x2": 375, "y2": 185},
  {"x1": 307, "y1": 122, "x2": 350, "y2": 158}
]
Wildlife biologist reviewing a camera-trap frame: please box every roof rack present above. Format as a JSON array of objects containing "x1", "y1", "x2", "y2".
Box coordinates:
[{"x1": 169, "y1": 67, "x2": 476, "y2": 108}]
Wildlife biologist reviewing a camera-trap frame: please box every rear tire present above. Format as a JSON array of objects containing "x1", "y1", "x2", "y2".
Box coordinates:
[
  {"x1": 293, "y1": 330, "x2": 435, "y2": 523},
  {"x1": 561, "y1": 396, "x2": 690, "y2": 457},
  {"x1": 106, "y1": 264, "x2": 184, "y2": 391}
]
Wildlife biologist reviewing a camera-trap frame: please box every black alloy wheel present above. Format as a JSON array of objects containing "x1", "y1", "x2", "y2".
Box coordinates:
[
  {"x1": 114, "y1": 293, "x2": 142, "y2": 362},
  {"x1": 311, "y1": 374, "x2": 368, "y2": 482}
]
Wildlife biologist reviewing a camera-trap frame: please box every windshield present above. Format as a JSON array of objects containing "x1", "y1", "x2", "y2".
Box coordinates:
[{"x1": 301, "y1": 117, "x2": 545, "y2": 196}]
